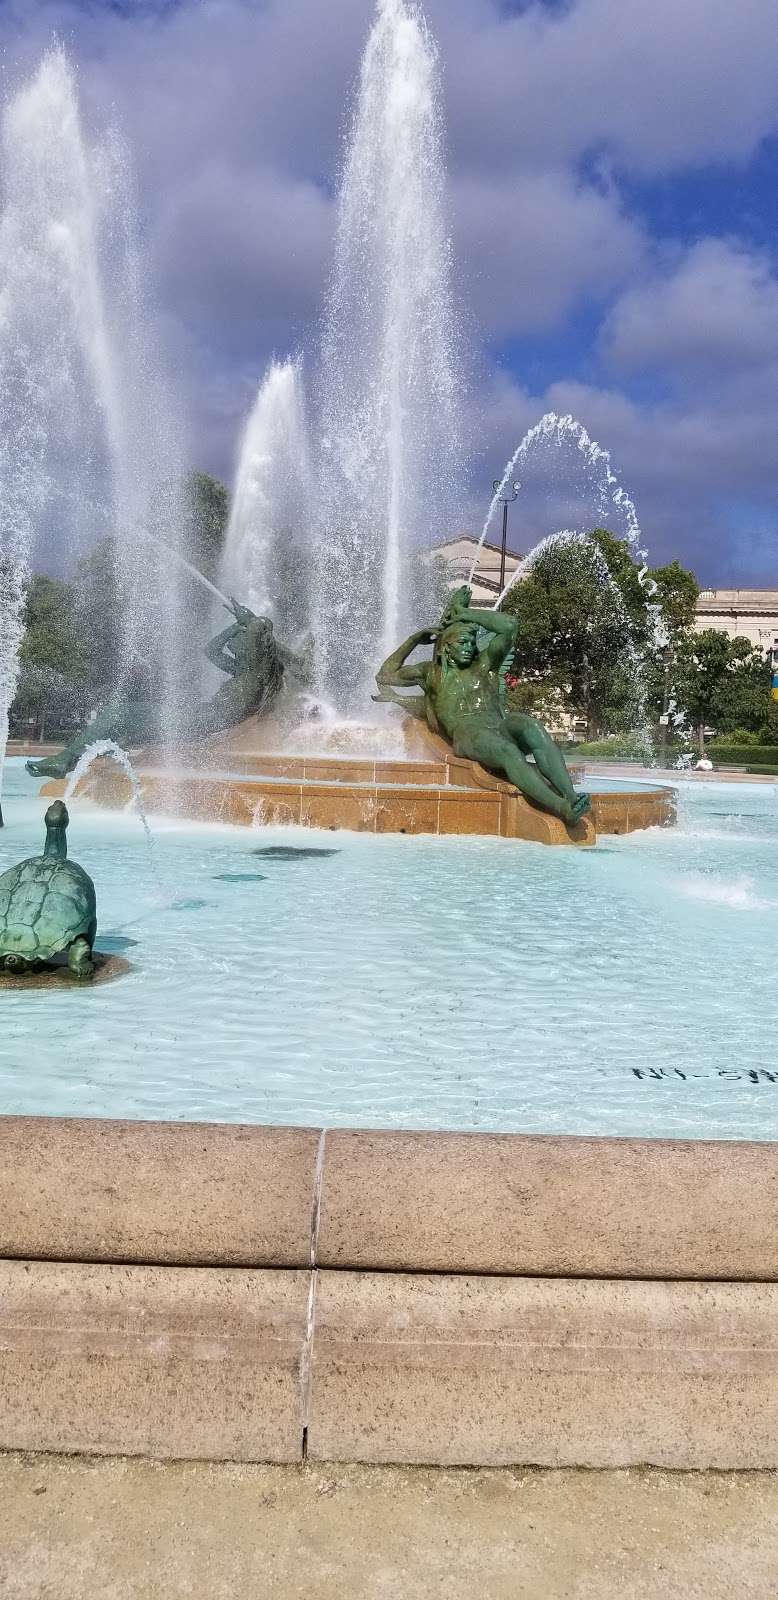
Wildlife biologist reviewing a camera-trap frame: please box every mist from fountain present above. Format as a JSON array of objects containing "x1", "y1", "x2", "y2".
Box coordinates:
[
  {"x1": 221, "y1": 358, "x2": 313, "y2": 639},
  {"x1": 313, "y1": 0, "x2": 463, "y2": 715},
  {"x1": 0, "y1": 48, "x2": 188, "y2": 804}
]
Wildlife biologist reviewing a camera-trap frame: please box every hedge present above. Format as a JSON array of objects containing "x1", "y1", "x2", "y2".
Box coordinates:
[{"x1": 711, "y1": 745, "x2": 778, "y2": 767}]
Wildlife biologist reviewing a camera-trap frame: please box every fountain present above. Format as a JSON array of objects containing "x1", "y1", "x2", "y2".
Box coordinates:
[
  {"x1": 64, "y1": 739, "x2": 163, "y2": 892},
  {"x1": 221, "y1": 358, "x2": 313, "y2": 640},
  {"x1": 0, "y1": 0, "x2": 775, "y2": 1480},
  {"x1": 313, "y1": 0, "x2": 463, "y2": 715},
  {"x1": 0, "y1": 46, "x2": 189, "y2": 816},
  {"x1": 24, "y1": 3, "x2": 669, "y2": 845},
  {"x1": 469, "y1": 412, "x2": 656, "y2": 596}
]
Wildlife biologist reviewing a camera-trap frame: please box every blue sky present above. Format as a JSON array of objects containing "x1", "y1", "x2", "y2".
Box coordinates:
[{"x1": 1, "y1": 0, "x2": 777, "y2": 582}]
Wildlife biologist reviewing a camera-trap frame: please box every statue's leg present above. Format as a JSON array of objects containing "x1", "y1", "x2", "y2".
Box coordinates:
[
  {"x1": 456, "y1": 727, "x2": 584, "y2": 823},
  {"x1": 504, "y1": 713, "x2": 583, "y2": 806},
  {"x1": 26, "y1": 729, "x2": 91, "y2": 779},
  {"x1": 67, "y1": 936, "x2": 95, "y2": 981}
]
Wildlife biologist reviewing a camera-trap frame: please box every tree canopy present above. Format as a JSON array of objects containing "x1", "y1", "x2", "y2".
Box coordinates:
[
  {"x1": 184, "y1": 471, "x2": 230, "y2": 583},
  {"x1": 670, "y1": 629, "x2": 772, "y2": 753},
  {"x1": 502, "y1": 529, "x2": 676, "y2": 738}
]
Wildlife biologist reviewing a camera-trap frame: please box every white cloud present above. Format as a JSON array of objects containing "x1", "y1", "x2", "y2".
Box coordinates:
[
  {"x1": 602, "y1": 238, "x2": 778, "y2": 378},
  {"x1": 453, "y1": 168, "x2": 644, "y2": 334},
  {"x1": 433, "y1": 0, "x2": 778, "y2": 177}
]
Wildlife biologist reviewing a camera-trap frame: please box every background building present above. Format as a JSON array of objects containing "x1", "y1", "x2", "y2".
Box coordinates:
[
  {"x1": 693, "y1": 589, "x2": 778, "y2": 652},
  {"x1": 429, "y1": 539, "x2": 778, "y2": 654},
  {"x1": 426, "y1": 535, "x2": 522, "y2": 603}
]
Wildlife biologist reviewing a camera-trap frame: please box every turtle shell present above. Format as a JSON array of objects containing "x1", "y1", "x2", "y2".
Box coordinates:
[{"x1": 0, "y1": 856, "x2": 96, "y2": 962}]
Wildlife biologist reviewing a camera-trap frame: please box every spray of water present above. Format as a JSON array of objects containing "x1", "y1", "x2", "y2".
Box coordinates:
[
  {"x1": 65, "y1": 738, "x2": 163, "y2": 891},
  {"x1": 469, "y1": 411, "x2": 659, "y2": 607},
  {"x1": 314, "y1": 0, "x2": 463, "y2": 713},
  {"x1": 0, "y1": 47, "x2": 188, "y2": 811},
  {"x1": 49, "y1": 480, "x2": 232, "y2": 611},
  {"x1": 221, "y1": 358, "x2": 312, "y2": 633}
]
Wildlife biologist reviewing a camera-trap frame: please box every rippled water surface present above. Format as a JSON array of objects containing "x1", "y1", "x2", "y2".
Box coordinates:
[{"x1": 1, "y1": 760, "x2": 776, "y2": 1139}]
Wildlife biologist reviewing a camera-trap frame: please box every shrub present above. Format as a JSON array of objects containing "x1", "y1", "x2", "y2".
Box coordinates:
[
  {"x1": 573, "y1": 732, "x2": 653, "y2": 760},
  {"x1": 711, "y1": 745, "x2": 778, "y2": 767},
  {"x1": 711, "y1": 728, "x2": 761, "y2": 747}
]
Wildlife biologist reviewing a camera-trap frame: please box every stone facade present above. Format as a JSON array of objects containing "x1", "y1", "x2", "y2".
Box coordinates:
[
  {"x1": 693, "y1": 588, "x2": 778, "y2": 654},
  {"x1": 424, "y1": 534, "x2": 523, "y2": 603}
]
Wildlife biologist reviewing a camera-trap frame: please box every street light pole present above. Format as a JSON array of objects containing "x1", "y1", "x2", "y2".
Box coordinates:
[{"x1": 492, "y1": 480, "x2": 520, "y2": 594}]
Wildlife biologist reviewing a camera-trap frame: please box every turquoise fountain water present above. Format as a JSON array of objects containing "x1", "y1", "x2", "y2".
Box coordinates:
[{"x1": 1, "y1": 759, "x2": 775, "y2": 1140}]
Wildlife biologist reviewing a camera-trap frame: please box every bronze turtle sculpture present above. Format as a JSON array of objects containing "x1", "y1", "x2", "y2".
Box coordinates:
[{"x1": 0, "y1": 800, "x2": 97, "y2": 979}]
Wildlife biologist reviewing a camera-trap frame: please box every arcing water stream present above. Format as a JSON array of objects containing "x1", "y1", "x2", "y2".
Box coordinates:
[{"x1": 64, "y1": 739, "x2": 164, "y2": 894}]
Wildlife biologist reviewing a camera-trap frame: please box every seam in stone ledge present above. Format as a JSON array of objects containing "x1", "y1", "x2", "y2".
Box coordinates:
[
  {"x1": 310, "y1": 1128, "x2": 327, "y2": 1269},
  {"x1": 300, "y1": 1129, "x2": 327, "y2": 1450}
]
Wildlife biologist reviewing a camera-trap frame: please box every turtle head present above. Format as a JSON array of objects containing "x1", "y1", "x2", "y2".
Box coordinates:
[{"x1": 43, "y1": 800, "x2": 69, "y2": 861}]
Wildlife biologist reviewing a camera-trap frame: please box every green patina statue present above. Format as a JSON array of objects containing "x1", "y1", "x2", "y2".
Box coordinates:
[
  {"x1": 193, "y1": 599, "x2": 310, "y2": 737},
  {"x1": 376, "y1": 585, "x2": 591, "y2": 826},
  {"x1": 26, "y1": 599, "x2": 311, "y2": 780},
  {"x1": 0, "y1": 800, "x2": 97, "y2": 979}
]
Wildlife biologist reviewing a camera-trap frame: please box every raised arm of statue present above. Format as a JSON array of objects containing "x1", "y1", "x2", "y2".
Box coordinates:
[
  {"x1": 453, "y1": 603, "x2": 518, "y2": 669},
  {"x1": 204, "y1": 622, "x2": 241, "y2": 677},
  {"x1": 376, "y1": 628, "x2": 437, "y2": 690}
]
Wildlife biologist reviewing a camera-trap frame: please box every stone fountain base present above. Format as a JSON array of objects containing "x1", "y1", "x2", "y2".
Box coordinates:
[{"x1": 40, "y1": 719, "x2": 675, "y2": 845}]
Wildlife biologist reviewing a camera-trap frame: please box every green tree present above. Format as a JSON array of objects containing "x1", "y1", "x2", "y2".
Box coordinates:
[
  {"x1": 643, "y1": 560, "x2": 700, "y2": 756},
  {"x1": 19, "y1": 576, "x2": 83, "y2": 678},
  {"x1": 11, "y1": 575, "x2": 87, "y2": 738},
  {"x1": 651, "y1": 560, "x2": 699, "y2": 636},
  {"x1": 74, "y1": 539, "x2": 124, "y2": 695},
  {"x1": 185, "y1": 471, "x2": 230, "y2": 583},
  {"x1": 503, "y1": 531, "x2": 646, "y2": 738},
  {"x1": 757, "y1": 698, "x2": 778, "y2": 743},
  {"x1": 671, "y1": 630, "x2": 770, "y2": 754},
  {"x1": 713, "y1": 637, "x2": 772, "y2": 735},
  {"x1": 590, "y1": 528, "x2": 652, "y2": 644}
]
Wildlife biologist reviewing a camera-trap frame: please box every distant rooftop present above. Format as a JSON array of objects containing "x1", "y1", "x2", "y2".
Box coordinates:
[
  {"x1": 697, "y1": 589, "x2": 778, "y2": 612},
  {"x1": 430, "y1": 539, "x2": 778, "y2": 612}
]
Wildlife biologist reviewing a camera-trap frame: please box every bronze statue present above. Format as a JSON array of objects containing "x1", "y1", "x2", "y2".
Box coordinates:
[
  {"x1": 26, "y1": 599, "x2": 310, "y2": 779},
  {"x1": 376, "y1": 585, "x2": 591, "y2": 826},
  {"x1": 0, "y1": 800, "x2": 97, "y2": 979},
  {"x1": 193, "y1": 599, "x2": 310, "y2": 736}
]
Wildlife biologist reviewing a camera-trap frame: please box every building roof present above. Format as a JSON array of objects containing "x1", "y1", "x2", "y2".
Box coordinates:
[
  {"x1": 432, "y1": 533, "x2": 524, "y2": 561},
  {"x1": 696, "y1": 589, "x2": 778, "y2": 614}
]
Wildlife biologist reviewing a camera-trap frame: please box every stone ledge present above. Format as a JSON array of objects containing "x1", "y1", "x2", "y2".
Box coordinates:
[
  {"x1": 0, "y1": 1117, "x2": 320, "y2": 1267},
  {"x1": 316, "y1": 1128, "x2": 778, "y2": 1280},
  {"x1": 0, "y1": 1260, "x2": 309, "y2": 1461},
  {"x1": 307, "y1": 1271, "x2": 778, "y2": 1467},
  {"x1": 2, "y1": 1260, "x2": 776, "y2": 1468},
  {"x1": 2, "y1": 1119, "x2": 777, "y2": 1282}
]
